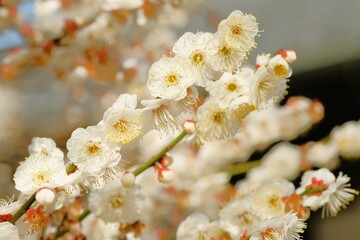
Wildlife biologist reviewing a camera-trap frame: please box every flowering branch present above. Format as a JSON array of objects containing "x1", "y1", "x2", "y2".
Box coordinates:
[
  {"x1": 132, "y1": 131, "x2": 188, "y2": 176},
  {"x1": 9, "y1": 163, "x2": 78, "y2": 224},
  {"x1": 55, "y1": 209, "x2": 91, "y2": 238},
  {"x1": 9, "y1": 193, "x2": 36, "y2": 224},
  {"x1": 222, "y1": 160, "x2": 261, "y2": 176}
]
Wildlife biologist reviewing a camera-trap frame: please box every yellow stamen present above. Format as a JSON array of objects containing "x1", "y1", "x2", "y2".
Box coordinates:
[
  {"x1": 166, "y1": 73, "x2": 179, "y2": 86},
  {"x1": 109, "y1": 194, "x2": 124, "y2": 208},
  {"x1": 226, "y1": 83, "x2": 238, "y2": 92},
  {"x1": 219, "y1": 45, "x2": 232, "y2": 56},
  {"x1": 191, "y1": 51, "x2": 204, "y2": 66},
  {"x1": 87, "y1": 142, "x2": 101, "y2": 155},
  {"x1": 231, "y1": 25, "x2": 243, "y2": 36},
  {"x1": 212, "y1": 111, "x2": 225, "y2": 124},
  {"x1": 274, "y1": 64, "x2": 287, "y2": 77}
]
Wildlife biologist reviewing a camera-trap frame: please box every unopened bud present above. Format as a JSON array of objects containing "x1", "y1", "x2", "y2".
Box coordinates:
[
  {"x1": 36, "y1": 188, "x2": 56, "y2": 205},
  {"x1": 157, "y1": 168, "x2": 174, "y2": 184},
  {"x1": 161, "y1": 154, "x2": 173, "y2": 166},
  {"x1": 183, "y1": 120, "x2": 196, "y2": 134},
  {"x1": 255, "y1": 53, "x2": 271, "y2": 68},
  {"x1": 121, "y1": 171, "x2": 135, "y2": 188},
  {"x1": 284, "y1": 49, "x2": 296, "y2": 63}
]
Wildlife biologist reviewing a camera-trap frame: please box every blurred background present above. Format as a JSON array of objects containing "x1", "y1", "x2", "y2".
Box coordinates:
[{"x1": 1, "y1": 0, "x2": 359, "y2": 239}]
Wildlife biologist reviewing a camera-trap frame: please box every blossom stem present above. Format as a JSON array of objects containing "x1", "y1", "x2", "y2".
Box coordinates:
[
  {"x1": 9, "y1": 193, "x2": 36, "y2": 224},
  {"x1": 66, "y1": 163, "x2": 77, "y2": 173},
  {"x1": 222, "y1": 160, "x2": 261, "y2": 176},
  {"x1": 132, "y1": 131, "x2": 187, "y2": 176},
  {"x1": 55, "y1": 209, "x2": 91, "y2": 238},
  {"x1": 55, "y1": 227, "x2": 70, "y2": 238},
  {"x1": 78, "y1": 208, "x2": 91, "y2": 222},
  {"x1": 300, "y1": 186, "x2": 327, "y2": 196}
]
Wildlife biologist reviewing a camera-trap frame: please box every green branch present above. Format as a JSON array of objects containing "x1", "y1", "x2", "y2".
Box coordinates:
[
  {"x1": 9, "y1": 163, "x2": 78, "y2": 224},
  {"x1": 132, "y1": 131, "x2": 187, "y2": 176},
  {"x1": 221, "y1": 160, "x2": 261, "y2": 176},
  {"x1": 9, "y1": 193, "x2": 36, "y2": 224}
]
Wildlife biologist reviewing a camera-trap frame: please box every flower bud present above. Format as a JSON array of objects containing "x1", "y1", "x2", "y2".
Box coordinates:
[
  {"x1": 183, "y1": 120, "x2": 196, "y2": 134},
  {"x1": 36, "y1": 188, "x2": 56, "y2": 205},
  {"x1": 161, "y1": 154, "x2": 173, "y2": 166},
  {"x1": 284, "y1": 49, "x2": 297, "y2": 63},
  {"x1": 255, "y1": 53, "x2": 270, "y2": 68},
  {"x1": 121, "y1": 172, "x2": 135, "y2": 188},
  {"x1": 157, "y1": 168, "x2": 174, "y2": 184}
]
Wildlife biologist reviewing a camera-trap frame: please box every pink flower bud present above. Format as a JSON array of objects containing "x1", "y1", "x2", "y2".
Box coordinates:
[
  {"x1": 183, "y1": 120, "x2": 196, "y2": 134},
  {"x1": 284, "y1": 49, "x2": 297, "y2": 63},
  {"x1": 157, "y1": 168, "x2": 174, "y2": 184}
]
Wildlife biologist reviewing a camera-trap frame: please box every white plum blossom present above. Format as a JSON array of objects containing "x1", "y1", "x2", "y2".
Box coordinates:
[
  {"x1": 82, "y1": 214, "x2": 121, "y2": 240},
  {"x1": 330, "y1": 120, "x2": 360, "y2": 159},
  {"x1": 196, "y1": 100, "x2": 240, "y2": 142},
  {"x1": 13, "y1": 153, "x2": 68, "y2": 195},
  {"x1": 249, "y1": 67, "x2": 288, "y2": 109},
  {"x1": 261, "y1": 142, "x2": 302, "y2": 181},
  {"x1": 28, "y1": 137, "x2": 64, "y2": 161},
  {"x1": 249, "y1": 213, "x2": 306, "y2": 240},
  {"x1": 206, "y1": 68, "x2": 252, "y2": 107},
  {"x1": 176, "y1": 213, "x2": 230, "y2": 240},
  {"x1": 296, "y1": 168, "x2": 336, "y2": 210},
  {"x1": 267, "y1": 54, "x2": 293, "y2": 79},
  {"x1": 141, "y1": 98, "x2": 182, "y2": 135},
  {"x1": 67, "y1": 125, "x2": 121, "y2": 176},
  {"x1": 305, "y1": 142, "x2": 339, "y2": 170},
  {"x1": 296, "y1": 168, "x2": 359, "y2": 218},
  {"x1": 218, "y1": 10, "x2": 258, "y2": 51},
  {"x1": 173, "y1": 31, "x2": 216, "y2": 87},
  {"x1": 206, "y1": 33, "x2": 246, "y2": 72},
  {"x1": 88, "y1": 180, "x2": 146, "y2": 224},
  {"x1": 147, "y1": 55, "x2": 195, "y2": 100},
  {"x1": 251, "y1": 179, "x2": 295, "y2": 219},
  {"x1": 219, "y1": 196, "x2": 260, "y2": 239},
  {"x1": 102, "y1": 94, "x2": 145, "y2": 144}
]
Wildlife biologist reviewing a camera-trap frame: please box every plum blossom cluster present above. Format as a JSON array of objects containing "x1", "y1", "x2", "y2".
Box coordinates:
[
  {"x1": 177, "y1": 168, "x2": 358, "y2": 239},
  {"x1": 0, "y1": 7, "x2": 358, "y2": 240},
  {"x1": 0, "y1": 0, "x2": 204, "y2": 83}
]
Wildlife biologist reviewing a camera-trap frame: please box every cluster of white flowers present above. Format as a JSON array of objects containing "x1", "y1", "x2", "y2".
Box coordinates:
[
  {"x1": 177, "y1": 167, "x2": 358, "y2": 239},
  {"x1": 0, "y1": 0, "x2": 205, "y2": 84},
  {"x1": 0, "y1": 7, "x2": 358, "y2": 240}
]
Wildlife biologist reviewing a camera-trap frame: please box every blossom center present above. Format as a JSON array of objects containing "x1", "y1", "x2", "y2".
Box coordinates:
[
  {"x1": 219, "y1": 45, "x2": 232, "y2": 56},
  {"x1": 226, "y1": 82, "x2": 238, "y2": 92},
  {"x1": 166, "y1": 73, "x2": 179, "y2": 86},
  {"x1": 274, "y1": 64, "x2": 287, "y2": 77},
  {"x1": 267, "y1": 195, "x2": 281, "y2": 209},
  {"x1": 212, "y1": 111, "x2": 225, "y2": 124},
  {"x1": 108, "y1": 118, "x2": 142, "y2": 144},
  {"x1": 238, "y1": 212, "x2": 256, "y2": 225},
  {"x1": 191, "y1": 51, "x2": 204, "y2": 66},
  {"x1": 34, "y1": 172, "x2": 49, "y2": 184},
  {"x1": 86, "y1": 142, "x2": 101, "y2": 155},
  {"x1": 109, "y1": 194, "x2": 124, "y2": 208},
  {"x1": 231, "y1": 25, "x2": 243, "y2": 36}
]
